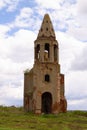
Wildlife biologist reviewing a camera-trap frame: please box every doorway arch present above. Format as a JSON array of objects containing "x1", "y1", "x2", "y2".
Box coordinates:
[{"x1": 41, "y1": 92, "x2": 52, "y2": 114}]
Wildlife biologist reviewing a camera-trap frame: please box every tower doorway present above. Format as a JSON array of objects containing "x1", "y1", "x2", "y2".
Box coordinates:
[{"x1": 41, "y1": 92, "x2": 52, "y2": 114}]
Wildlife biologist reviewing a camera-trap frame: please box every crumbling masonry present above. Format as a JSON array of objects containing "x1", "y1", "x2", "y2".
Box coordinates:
[{"x1": 24, "y1": 14, "x2": 67, "y2": 114}]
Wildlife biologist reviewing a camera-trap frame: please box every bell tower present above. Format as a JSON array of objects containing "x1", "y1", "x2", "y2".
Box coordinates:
[
  {"x1": 34, "y1": 14, "x2": 58, "y2": 63},
  {"x1": 24, "y1": 14, "x2": 67, "y2": 114}
]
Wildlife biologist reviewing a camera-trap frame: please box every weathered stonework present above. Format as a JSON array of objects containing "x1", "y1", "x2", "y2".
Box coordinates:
[{"x1": 24, "y1": 14, "x2": 67, "y2": 114}]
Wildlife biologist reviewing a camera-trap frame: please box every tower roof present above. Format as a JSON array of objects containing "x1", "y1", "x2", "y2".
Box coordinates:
[{"x1": 37, "y1": 14, "x2": 56, "y2": 39}]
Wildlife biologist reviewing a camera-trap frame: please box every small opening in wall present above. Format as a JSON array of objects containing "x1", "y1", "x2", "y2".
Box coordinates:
[
  {"x1": 46, "y1": 27, "x2": 48, "y2": 31},
  {"x1": 45, "y1": 74, "x2": 50, "y2": 82}
]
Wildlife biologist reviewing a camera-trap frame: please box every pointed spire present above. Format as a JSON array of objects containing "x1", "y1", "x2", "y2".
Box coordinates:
[{"x1": 37, "y1": 14, "x2": 56, "y2": 39}]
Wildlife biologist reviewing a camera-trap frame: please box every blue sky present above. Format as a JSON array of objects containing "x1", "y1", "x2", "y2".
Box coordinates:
[{"x1": 0, "y1": 0, "x2": 87, "y2": 110}]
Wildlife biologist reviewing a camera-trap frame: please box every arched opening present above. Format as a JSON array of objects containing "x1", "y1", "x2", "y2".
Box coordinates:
[
  {"x1": 54, "y1": 45, "x2": 58, "y2": 61},
  {"x1": 35, "y1": 44, "x2": 40, "y2": 60},
  {"x1": 42, "y1": 92, "x2": 52, "y2": 114},
  {"x1": 44, "y1": 43, "x2": 50, "y2": 60}
]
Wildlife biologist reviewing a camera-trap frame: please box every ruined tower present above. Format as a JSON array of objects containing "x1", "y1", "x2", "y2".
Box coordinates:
[{"x1": 24, "y1": 14, "x2": 67, "y2": 114}]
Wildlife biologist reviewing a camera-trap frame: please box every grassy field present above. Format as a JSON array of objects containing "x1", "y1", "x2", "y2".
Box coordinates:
[{"x1": 0, "y1": 106, "x2": 87, "y2": 130}]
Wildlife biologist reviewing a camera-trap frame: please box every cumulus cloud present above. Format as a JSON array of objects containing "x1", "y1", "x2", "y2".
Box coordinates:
[
  {"x1": 65, "y1": 70, "x2": 87, "y2": 110},
  {"x1": 0, "y1": 32, "x2": 34, "y2": 108},
  {"x1": 56, "y1": 32, "x2": 84, "y2": 73},
  {"x1": 0, "y1": 0, "x2": 20, "y2": 12},
  {"x1": 0, "y1": 27, "x2": 36, "y2": 106},
  {"x1": 35, "y1": 0, "x2": 61, "y2": 9},
  {"x1": 0, "y1": 83, "x2": 23, "y2": 106},
  {"x1": 13, "y1": 7, "x2": 34, "y2": 28},
  {"x1": 70, "y1": 45, "x2": 87, "y2": 71},
  {"x1": 67, "y1": 0, "x2": 87, "y2": 41},
  {"x1": 0, "y1": 29, "x2": 36, "y2": 63},
  {"x1": 35, "y1": 0, "x2": 77, "y2": 32},
  {"x1": 7, "y1": 7, "x2": 42, "y2": 32},
  {"x1": 68, "y1": 98, "x2": 87, "y2": 110},
  {"x1": 66, "y1": 71, "x2": 87, "y2": 99},
  {"x1": 0, "y1": 0, "x2": 87, "y2": 110},
  {"x1": 35, "y1": 0, "x2": 87, "y2": 43},
  {"x1": 0, "y1": 25, "x2": 11, "y2": 37},
  {"x1": 56, "y1": 32, "x2": 87, "y2": 110},
  {"x1": 77, "y1": 0, "x2": 87, "y2": 15},
  {"x1": 68, "y1": 26, "x2": 87, "y2": 42}
]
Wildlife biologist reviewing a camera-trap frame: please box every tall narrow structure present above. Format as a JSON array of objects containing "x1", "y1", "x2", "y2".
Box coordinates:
[{"x1": 24, "y1": 14, "x2": 67, "y2": 114}]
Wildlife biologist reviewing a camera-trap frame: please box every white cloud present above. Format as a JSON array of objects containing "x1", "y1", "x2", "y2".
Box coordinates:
[
  {"x1": 35, "y1": 0, "x2": 77, "y2": 29},
  {"x1": 0, "y1": 82, "x2": 23, "y2": 99},
  {"x1": 68, "y1": 26, "x2": 87, "y2": 42},
  {"x1": 67, "y1": 0, "x2": 87, "y2": 41},
  {"x1": 0, "y1": 29, "x2": 36, "y2": 63},
  {"x1": 0, "y1": 0, "x2": 20, "y2": 12},
  {"x1": 35, "y1": 0, "x2": 87, "y2": 42},
  {"x1": 70, "y1": 45, "x2": 87, "y2": 71},
  {"x1": 65, "y1": 70, "x2": 87, "y2": 110},
  {"x1": 13, "y1": 7, "x2": 34, "y2": 28},
  {"x1": 0, "y1": 58, "x2": 30, "y2": 75},
  {"x1": 9, "y1": 7, "x2": 42, "y2": 31},
  {"x1": 56, "y1": 32, "x2": 84, "y2": 72},
  {"x1": 0, "y1": 25, "x2": 11, "y2": 37},
  {"x1": 35, "y1": 0, "x2": 61, "y2": 9},
  {"x1": 55, "y1": 32, "x2": 87, "y2": 110},
  {"x1": 66, "y1": 71, "x2": 87, "y2": 99},
  {"x1": 0, "y1": 82, "x2": 23, "y2": 106},
  {"x1": 68, "y1": 98, "x2": 87, "y2": 110},
  {"x1": 0, "y1": 0, "x2": 87, "y2": 110},
  {"x1": 0, "y1": 28, "x2": 86, "y2": 109},
  {"x1": 0, "y1": 27, "x2": 36, "y2": 106},
  {"x1": 77, "y1": 0, "x2": 87, "y2": 15}
]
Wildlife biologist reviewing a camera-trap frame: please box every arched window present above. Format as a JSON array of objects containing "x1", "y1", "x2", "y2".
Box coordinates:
[
  {"x1": 35, "y1": 44, "x2": 40, "y2": 60},
  {"x1": 54, "y1": 45, "x2": 57, "y2": 61},
  {"x1": 44, "y1": 43, "x2": 50, "y2": 60},
  {"x1": 45, "y1": 74, "x2": 50, "y2": 82}
]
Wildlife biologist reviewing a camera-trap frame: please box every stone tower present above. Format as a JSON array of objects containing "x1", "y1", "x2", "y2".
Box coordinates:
[{"x1": 24, "y1": 14, "x2": 67, "y2": 114}]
